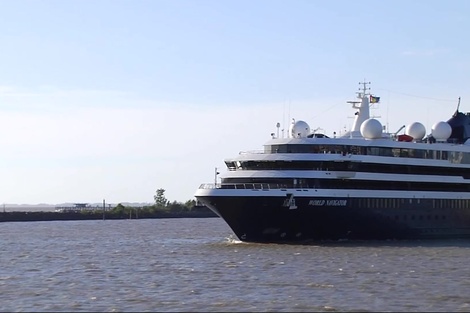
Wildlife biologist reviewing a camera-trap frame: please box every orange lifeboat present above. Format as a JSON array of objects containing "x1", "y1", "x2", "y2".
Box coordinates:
[{"x1": 397, "y1": 134, "x2": 413, "y2": 142}]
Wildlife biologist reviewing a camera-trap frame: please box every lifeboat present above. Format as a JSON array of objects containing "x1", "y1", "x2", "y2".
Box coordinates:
[{"x1": 397, "y1": 134, "x2": 413, "y2": 142}]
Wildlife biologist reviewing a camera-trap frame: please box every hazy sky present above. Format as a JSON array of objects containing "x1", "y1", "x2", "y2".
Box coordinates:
[{"x1": 1, "y1": 0, "x2": 469, "y2": 205}]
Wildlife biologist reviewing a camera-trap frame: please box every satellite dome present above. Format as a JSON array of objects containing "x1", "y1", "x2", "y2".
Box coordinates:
[
  {"x1": 290, "y1": 120, "x2": 310, "y2": 138},
  {"x1": 431, "y1": 121, "x2": 452, "y2": 140},
  {"x1": 405, "y1": 122, "x2": 426, "y2": 140},
  {"x1": 360, "y1": 118, "x2": 383, "y2": 139}
]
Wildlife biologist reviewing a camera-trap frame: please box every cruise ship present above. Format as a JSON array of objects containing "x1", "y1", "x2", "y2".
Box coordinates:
[{"x1": 194, "y1": 81, "x2": 470, "y2": 243}]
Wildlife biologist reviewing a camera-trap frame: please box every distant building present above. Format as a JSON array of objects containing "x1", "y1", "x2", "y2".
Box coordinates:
[{"x1": 55, "y1": 203, "x2": 92, "y2": 212}]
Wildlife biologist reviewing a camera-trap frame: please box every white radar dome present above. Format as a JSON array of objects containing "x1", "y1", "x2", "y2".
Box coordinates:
[
  {"x1": 405, "y1": 122, "x2": 426, "y2": 140},
  {"x1": 360, "y1": 118, "x2": 383, "y2": 139},
  {"x1": 431, "y1": 121, "x2": 452, "y2": 140},
  {"x1": 290, "y1": 120, "x2": 311, "y2": 138}
]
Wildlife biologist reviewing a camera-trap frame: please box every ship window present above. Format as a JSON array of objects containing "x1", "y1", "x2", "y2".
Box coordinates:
[
  {"x1": 349, "y1": 145, "x2": 361, "y2": 155},
  {"x1": 225, "y1": 161, "x2": 237, "y2": 170},
  {"x1": 412, "y1": 149, "x2": 424, "y2": 158},
  {"x1": 462, "y1": 152, "x2": 470, "y2": 164},
  {"x1": 367, "y1": 147, "x2": 379, "y2": 156},
  {"x1": 272, "y1": 145, "x2": 287, "y2": 153}
]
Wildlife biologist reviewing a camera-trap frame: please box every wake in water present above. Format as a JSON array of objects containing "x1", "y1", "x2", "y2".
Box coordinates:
[{"x1": 224, "y1": 234, "x2": 243, "y2": 244}]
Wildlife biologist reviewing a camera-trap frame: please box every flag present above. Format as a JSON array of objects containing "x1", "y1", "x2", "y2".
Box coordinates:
[{"x1": 370, "y1": 95, "x2": 380, "y2": 103}]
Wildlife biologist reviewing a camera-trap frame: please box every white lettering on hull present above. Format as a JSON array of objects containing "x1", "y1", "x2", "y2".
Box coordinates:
[{"x1": 308, "y1": 199, "x2": 348, "y2": 206}]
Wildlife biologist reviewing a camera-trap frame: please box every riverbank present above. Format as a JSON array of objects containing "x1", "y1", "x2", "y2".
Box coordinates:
[{"x1": 0, "y1": 208, "x2": 218, "y2": 222}]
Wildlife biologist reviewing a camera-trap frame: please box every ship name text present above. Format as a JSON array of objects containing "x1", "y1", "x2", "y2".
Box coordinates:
[{"x1": 308, "y1": 199, "x2": 348, "y2": 206}]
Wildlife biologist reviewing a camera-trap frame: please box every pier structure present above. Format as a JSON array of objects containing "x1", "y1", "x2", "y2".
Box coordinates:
[{"x1": 54, "y1": 203, "x2": 96, "y2": 213}]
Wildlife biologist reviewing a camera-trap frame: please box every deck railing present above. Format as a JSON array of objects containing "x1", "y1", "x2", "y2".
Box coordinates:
[{"x1": 198, "y1": 183, "x2": 303, "y2": 190}]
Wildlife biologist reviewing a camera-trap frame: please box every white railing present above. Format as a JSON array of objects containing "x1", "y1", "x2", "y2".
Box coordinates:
[
  {"x1": 198, "y1": 183, "x2": 294, "y2": 190},
  {"x1": 238, "y1": 150, "x2": 265, "y2": 155}
]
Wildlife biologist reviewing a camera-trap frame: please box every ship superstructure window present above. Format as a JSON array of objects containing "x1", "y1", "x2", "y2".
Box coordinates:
[
  {"x1": 265, "y1": 144, "x2": 470, "y2": 164},
  {"x1": 220, "y1": 177, "x2": 470, "y2": 192},
  {"x1": 228, "y1": 159, "x2": 470, "y2": 178},
  {"x1": 225, "y1": 161, "x2": 237, "y2": 170}
]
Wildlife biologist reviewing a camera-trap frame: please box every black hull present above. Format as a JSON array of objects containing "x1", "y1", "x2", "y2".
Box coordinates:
[{"x1": 196, "y1": 195, "x2": 470, "y2": 243}]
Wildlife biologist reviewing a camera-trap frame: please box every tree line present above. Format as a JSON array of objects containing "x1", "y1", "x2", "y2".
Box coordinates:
[
  {"x1": 106, "y1": 188, "x2": 211, "y2": 218},
  {"x1": 0, "y1": 189, "x2": 215, "y2": 222}
]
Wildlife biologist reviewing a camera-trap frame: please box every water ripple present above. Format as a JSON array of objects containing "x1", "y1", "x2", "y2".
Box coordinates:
[{"x1": 1, "y1": 219, "x2": 470, "y2": 312}]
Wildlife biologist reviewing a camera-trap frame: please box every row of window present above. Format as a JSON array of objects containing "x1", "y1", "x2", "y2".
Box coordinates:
[
  {"x1": 221, "y1": 177, "x2": 470, "y2": 192},
  {"x1": 266, "y1": 144, "x2": 470, "y2": 164},
  {"x1": 225, "y1": 160, "x2": 470, "y2": 178},
  {"x1": 356, "y1": 198, "x2": 469, "y2": 210},
  {"x1": 388, "y1": 214, "x2": 446, "y2": 221}
]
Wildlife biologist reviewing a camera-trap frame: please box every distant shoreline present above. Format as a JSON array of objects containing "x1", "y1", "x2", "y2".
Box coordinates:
[
  {"x1": 1, "y1": 203, "x2": 153, "y2": 213},
  {"x1": 0, "y1": 209, "x2": 219, "y2": 223}
]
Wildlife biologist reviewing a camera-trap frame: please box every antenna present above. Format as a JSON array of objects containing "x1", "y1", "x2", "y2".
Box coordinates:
[
  {"x1": 288, "y1": 99, "x2": 291, "y2": 134},
  {"x1": 457, "y1": 97, "x2": 461, "y2": 111},
  {"x1": 357, "y1": 80, "x2": 371, "y2": 98},
  {"x1": 282, "y1": 101, "x2": 286, "y2": 138}
]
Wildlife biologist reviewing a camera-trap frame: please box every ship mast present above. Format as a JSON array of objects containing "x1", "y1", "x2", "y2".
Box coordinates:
[
  {"x1": 357, "y1": 80, "x2": 371, "y2": 99},
  {"x1": 348, "y1": 80, "x2": 371, "y2": 136}
]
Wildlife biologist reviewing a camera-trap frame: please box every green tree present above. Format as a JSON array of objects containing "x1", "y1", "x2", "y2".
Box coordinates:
[
  {"x1": 112, "y1": 203, "x2": 126, "y2": 216},
  {"x1": 167, "y1": 200, "x2": 186, "y2": 212},
  {"x1": 154, "y1": 188, "x2": 168, "y2": 207},
  {"x1": 184, "y1": 199, "x2": 196, "y2": 210}
]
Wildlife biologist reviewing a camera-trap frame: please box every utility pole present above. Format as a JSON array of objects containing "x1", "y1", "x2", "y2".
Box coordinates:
[{"x1": 102, "y1": 199, "x2": 106, "y2": 220}]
